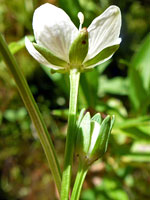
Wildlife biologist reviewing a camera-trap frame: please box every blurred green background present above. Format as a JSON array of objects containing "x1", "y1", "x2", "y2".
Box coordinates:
[{"x1": 0, "y1": 0, "x2": 150, "y2": 199}]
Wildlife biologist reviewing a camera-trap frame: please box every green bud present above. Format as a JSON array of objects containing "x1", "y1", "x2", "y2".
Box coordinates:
[
  {"x1": 75, "y1": 110, "x2": 115, "y2": 166},
  {"x1": 84, "y1": 44, "x2": 119, "y2": 67},
  {"x1": 33, "y1": 43, "x2": 68, "y2": 68},
  {"x1": 69, "y1": 28, "x2": 88, "y2": 68}
]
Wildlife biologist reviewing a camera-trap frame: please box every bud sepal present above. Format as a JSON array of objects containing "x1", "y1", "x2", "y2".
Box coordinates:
[{"x1": 75, "y1": 110, "x2": 115, "y2": 165}]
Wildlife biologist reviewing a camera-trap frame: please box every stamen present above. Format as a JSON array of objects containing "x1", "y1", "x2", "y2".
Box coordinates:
[{"x1": 78, "y1": 12, "x2": 84, "y2": 31}]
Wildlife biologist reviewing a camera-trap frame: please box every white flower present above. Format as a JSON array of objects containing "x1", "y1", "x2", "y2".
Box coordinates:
[{"x1": 25, "y1": 3, "x2": 121, "y2": 72}]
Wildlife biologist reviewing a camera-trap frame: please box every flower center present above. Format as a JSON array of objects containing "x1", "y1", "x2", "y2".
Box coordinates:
[{"x1": 78, "y1": 12, "x2": 84, "y2": 31}]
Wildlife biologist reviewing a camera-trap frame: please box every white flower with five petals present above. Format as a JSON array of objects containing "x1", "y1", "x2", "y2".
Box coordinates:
[{"x1": 25, "y1": 3, "x2": 121, "y2": 73}]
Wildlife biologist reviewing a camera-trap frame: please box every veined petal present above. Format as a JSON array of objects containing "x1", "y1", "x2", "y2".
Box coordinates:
[
  {"x1": 85, "y1": 5, "x2": 121, "y2": 61},
  {"x1": 25, "y1": 37, "x2": 65, "y2": 70},
  {"x1": 33, "y1": 3, "x2": 78, "y2": 62}
]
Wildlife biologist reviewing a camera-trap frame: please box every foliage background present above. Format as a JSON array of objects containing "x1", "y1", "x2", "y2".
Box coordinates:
[{"x1": 0, "y1": 0, "x2": 150, "y2": 199}]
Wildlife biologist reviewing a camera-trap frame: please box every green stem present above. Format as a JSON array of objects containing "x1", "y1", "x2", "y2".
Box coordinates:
[
  {"x1": 71, "y1": 162, "x2": 88, "y2": 200},
  {"x1": 61, "y1": 69, "x2": 80, "y2": 200},
  {"x1": 0, "y1": 34, "x2": 61, "y2": 194}
]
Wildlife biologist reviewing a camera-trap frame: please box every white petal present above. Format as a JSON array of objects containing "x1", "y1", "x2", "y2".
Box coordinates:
[
  {"x1": 25, "y1": 37, "x2": 64, "y2": 70},
  {"x1": 33, "y1": 3, "x2": 78, "y2": 62},
  {"x1": 85, "y1": 5, "x2": 121, "y2": 61},
  {"x1": 84, "y1": 38, "x2": 121, "y2": 69}
]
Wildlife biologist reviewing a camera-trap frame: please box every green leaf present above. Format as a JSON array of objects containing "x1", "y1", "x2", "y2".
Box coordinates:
[
  {"x1": 79, "y1": 69, "x2": 99, "y2": 108},
  {"x1": 131, "y1": 34, "x2": 150, "y2": 91},
  {"x1": 114, "y1": 127, "x2": 150, "y2": 140},
  {"x1": 129, "y1": 34, "x2": 150, "y2": 112},
  {"x1": 0, "y1": 33, "x2": 61, "y2": 192},
  {"x1": 122, "y1": 153, "x2": 150, "y2": 163},
  {"x1": 115, "y1": 115, "x2": 150, "y2": 129},
  {"x1": 98, "y1": 76, "x2": 129, "y2": 96},
  {"x1": 9, "y1": 36, "x2": 34, "y2": 54},
  {"x1": 84, "y1": 45, "x2": 119, "y2": 67}
]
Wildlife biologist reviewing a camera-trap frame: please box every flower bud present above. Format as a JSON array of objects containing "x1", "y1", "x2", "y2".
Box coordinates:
[{"x1": 75, "y1": 110, "x2": 115, "y2": 166}]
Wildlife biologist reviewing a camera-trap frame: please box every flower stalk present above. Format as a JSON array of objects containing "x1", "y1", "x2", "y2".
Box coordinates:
[
  {"x1": 71, "y1": 162, "x2": 88, "y2": 200},
  {"x1": 61, "y1": 69, "x2": 80, "y2": 200}
]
